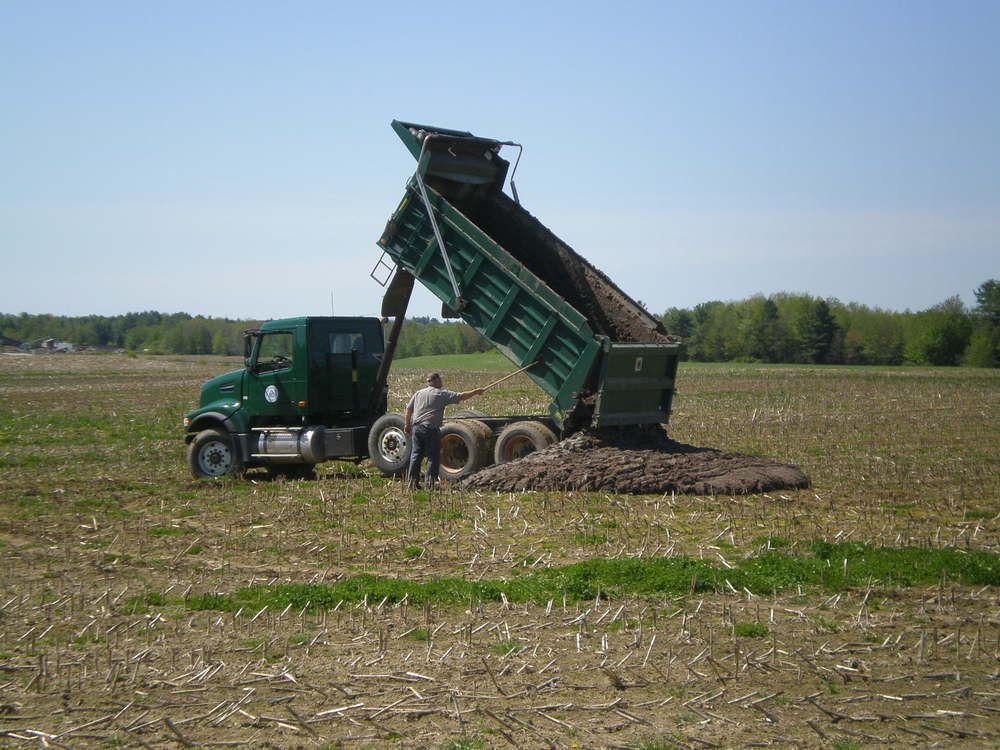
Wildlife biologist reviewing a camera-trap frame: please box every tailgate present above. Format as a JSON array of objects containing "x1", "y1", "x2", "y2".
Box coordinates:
[{"x1": 592, "y1": 342, "x2": 681, "y2": 428}]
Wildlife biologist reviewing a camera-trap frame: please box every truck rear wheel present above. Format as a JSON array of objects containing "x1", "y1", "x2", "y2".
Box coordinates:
[
  {"x1": 494, "y1": 421, "x2": 557, "y2": 465},
  {"x1": 189, "y1": 428, "x2": 242, "y2": 478},
  {"x1": 439, "y1": 420, "x2": 492, "y2": 480},
  {"x1": 367, "y1": 413, "x2": 410, "y2": 477}
]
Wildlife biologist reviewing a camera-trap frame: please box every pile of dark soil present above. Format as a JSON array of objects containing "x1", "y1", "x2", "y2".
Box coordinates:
[{"x1": 460, "y1": 428, "x2": 810, "y2": 495}]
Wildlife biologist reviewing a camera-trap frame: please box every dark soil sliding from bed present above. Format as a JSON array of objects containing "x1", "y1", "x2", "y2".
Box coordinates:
[{"x1": 459, "y1": 427, "x2": 810, "y2": 495}]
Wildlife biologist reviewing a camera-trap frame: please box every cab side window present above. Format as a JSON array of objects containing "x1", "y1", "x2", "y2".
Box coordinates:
[
  {"x1": 257, "y1": 332, "x2": 294, "y2": 371},
  {"x1": 330, "y1": 332, "x2": 365, "y2": 354}
]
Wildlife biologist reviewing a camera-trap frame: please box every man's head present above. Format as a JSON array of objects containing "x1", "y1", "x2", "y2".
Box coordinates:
[{"x1": 426, "y1": 372, "x2": 442, "y2": 387}]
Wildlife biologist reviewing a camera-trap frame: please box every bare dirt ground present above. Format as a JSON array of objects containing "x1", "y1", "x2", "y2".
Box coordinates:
[
  {"x1": 459, "y1": 429, "x2": 810, "y2": 495},
  {"x1": 0, "y1": 354, "x2": 998, "y2": 749}
]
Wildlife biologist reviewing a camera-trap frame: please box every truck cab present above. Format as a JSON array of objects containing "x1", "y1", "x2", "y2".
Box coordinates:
[{"x1": 184, "y1": 316, "x2": 387, "y2": 477}]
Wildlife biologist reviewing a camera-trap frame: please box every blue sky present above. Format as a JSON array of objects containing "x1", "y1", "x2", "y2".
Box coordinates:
[{"x1": 2, "y1": 1, "x2": 997, "y2": 320}]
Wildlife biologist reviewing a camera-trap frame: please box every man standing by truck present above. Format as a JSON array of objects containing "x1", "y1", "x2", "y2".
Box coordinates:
[{"x1": 403, "y1": 372, "x2": 484, "y2": 488}]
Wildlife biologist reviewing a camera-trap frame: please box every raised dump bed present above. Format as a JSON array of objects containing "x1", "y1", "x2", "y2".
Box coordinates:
[{"x1": 377, "y1": 121, "x2": 680, "y2": 433}]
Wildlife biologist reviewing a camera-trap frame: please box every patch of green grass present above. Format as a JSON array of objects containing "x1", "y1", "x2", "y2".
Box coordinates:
[
  {"x1": 185, "y1": 542, "x2": 1000, "y2": 613},
  {"x1": 148, "y1": 525, "x2": 185, "y2": 537},
  {"x1": 637, "y1": 739, "x2": 685, "y2": 750},
  {"x1": 491, "y1": 639, "x2": 520, "y2": 657},
  {"x1": 244, "y1": 637, "x2": 283, "y2": 662},
  {"x1": 965, "y1": 509, "x2": 995, "y2": 520},
  {"x1": 404, "y1": 545, "x2": 424, "y2": 559},
  {"x1": 0, "y1": 455, "x2": 61, "y2": 469},
  {"x1": 814, "y1": 616, "x2": 840, "y2": 633},
  {"x1": 407, "y1": 627, "x2": 430, "y2": 642},
  {"x1": 15, "y1": 495, "x2": 48, "y2": 514},
  {"x1": 72, "y1": 631, "x2": 104, "y2": 649},
  {"x1": 442, "y1": 735, "x2": 486, "y2": 750},
  {"x1": 733, "y1": 622, "x2": 769, "y2": 638},
  {"x1": 72, "y1": 497, "x2": 127, "y2": 515},
  {"x1": 118, "y1": 591, "x2": 171, "y2": 614},
  {"x1": 574, "y1": 532, "x2": 607, "y2": 546}
]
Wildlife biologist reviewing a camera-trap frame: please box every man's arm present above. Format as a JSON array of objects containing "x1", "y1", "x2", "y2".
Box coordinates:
[
  {"x1": 457, "y1": 388, "x2": 485, "y2": 402},
  {"x1": 403, "y1": 403, "x2": 414, "y2": 434}
]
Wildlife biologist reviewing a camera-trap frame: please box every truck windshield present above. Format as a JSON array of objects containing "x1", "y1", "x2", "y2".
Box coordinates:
[{"x1": 257, "y1": 332, "x2": 294, "y2": 371}]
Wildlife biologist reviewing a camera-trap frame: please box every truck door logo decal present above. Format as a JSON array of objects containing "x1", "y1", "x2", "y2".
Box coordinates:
[{"x1": 264, "y1": 385, "x2": 279, "y2": 403}]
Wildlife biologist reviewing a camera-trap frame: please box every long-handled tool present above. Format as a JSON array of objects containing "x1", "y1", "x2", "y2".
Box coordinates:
[{"x1": 479, "y1": 359, "x2": 541, "y2": 391}]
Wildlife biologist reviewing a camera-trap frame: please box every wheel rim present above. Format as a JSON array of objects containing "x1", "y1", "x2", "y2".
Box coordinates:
[
  {"x1": 378, "y1": 427, "x2": 408, "y2": 465},
  {"x1": 501, "y1": 435, "x2": 537, "y2": 462},
  {"x1": 440, "y1": 434, "x2": 470, "y2": 475},
  {"x1": 198, "y1": 439, "x2": 233, "y2": 477}
]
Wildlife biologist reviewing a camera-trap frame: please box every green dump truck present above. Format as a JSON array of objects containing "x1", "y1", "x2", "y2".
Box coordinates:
[{"x1": 183, "y1": 120, "x2": 680, "y2": 479}]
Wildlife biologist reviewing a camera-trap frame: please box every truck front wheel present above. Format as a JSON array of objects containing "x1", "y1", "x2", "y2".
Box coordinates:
[
  {"x1": 367, "y1": 413, "x2": 411, "y2": 477},
  {"x1": 494, "y1": 421, "x2": 557, "y2": 465},
  {"x1": 188, "y1": 428, "x2": 242, "y2": 479}
]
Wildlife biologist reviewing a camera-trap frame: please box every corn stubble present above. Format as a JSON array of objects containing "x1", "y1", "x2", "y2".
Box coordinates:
[{"x1": 0, "y1": 354, "x2": 997, "y2": 748}]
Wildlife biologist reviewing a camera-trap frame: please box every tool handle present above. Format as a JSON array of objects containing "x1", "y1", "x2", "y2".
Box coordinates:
[{"x1": 480, "y1": 359, "x2": 540, "y2": 391}]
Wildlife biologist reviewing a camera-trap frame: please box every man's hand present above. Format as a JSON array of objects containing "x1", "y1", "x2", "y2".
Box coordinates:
[{"x1": 403, "y1": 421, "x2": 412, "y2": 435}]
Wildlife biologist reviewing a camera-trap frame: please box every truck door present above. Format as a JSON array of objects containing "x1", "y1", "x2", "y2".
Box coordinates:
[
  {"x1": 246, "y1": 329, "x2": 307, "y2": 422},
  {"x1": 309, "y1": 320, "x2": 384, "y2": 418}
]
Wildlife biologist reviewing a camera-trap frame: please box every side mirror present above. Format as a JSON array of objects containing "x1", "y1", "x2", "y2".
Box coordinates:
[{"x1": 243, "y1": 335, "x2": 253, "y2": 367}]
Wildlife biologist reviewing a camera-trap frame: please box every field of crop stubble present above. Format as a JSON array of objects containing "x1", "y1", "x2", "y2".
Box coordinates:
[{"x1": 0, "y1": 353, "x2": 997, "y2": 749}]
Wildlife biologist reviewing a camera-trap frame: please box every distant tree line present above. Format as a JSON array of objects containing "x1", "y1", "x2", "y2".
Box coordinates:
[
  {"x1": 3, "y1": 279, "x2": 996, "y2": 366},
  {"x1": 0, "y1": 312, "x2": 491, "y2": 358},
  {"x1": 0, "y1": 311, "x2": 257, "y2": 355},
  {"x1": 393, "y1": 317, "x2": 492, "y2": 358},
  {"x1": 661, "y1": 280, "x2": 999, "y2": 367}
]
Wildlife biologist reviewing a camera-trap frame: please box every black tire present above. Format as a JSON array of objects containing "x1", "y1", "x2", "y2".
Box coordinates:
[
  {"x1": 439, "y1": 420, "x2": 492, "y2": 480},
  {"x1": 367, "y1": 413, "x2": 411, "y2": 477},
  {"x1": 493, "y1": 421, "x2": 557, "y2": 465},
  {"x1": 188, "y1": 428, "x2": 242, "y2": 478}
]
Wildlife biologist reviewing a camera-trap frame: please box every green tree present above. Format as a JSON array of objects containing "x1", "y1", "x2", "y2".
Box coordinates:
[
  {"x1": 662, "y1": 307, "x2": 695, "y2": 340},
  {"x1": 904, "y1": 296, "x2": 972, "y2": 366},
  {"x1": 800, "y1": 299, "x2": 838, "y2": 363},
  {"x1": 965, "y1": 279, "x2": 1000, "y2": 366},
  {"x1": 973, "y1": 279, "x2": 1000, "y2": 322},
  {"x1": 211, "y1": 331, "x2": 229, "y2": 355},
  {"x1": 687, "y1": 301, "x2": 732, "y2": 361},
  {"x1": 742, "y1": 297, "x2": 786, "y2": 362},
  {"x1": 834, "y1": 303, "x2": 904, "y2": 364}
]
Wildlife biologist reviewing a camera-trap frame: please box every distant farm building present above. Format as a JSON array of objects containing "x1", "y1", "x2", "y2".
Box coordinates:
[{"x1": 40, "y1": 338, "x2": 75, "y2": 352}]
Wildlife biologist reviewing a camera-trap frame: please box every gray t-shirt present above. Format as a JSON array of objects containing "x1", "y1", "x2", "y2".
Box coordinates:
[{"x1": 406, "y1": 387, "x2": 462, "y2": 429}]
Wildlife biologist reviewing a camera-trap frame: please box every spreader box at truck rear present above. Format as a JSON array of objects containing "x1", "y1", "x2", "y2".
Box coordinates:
[{"x1": 377, "y1": 121, "x2": 680, "y2": 433}]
